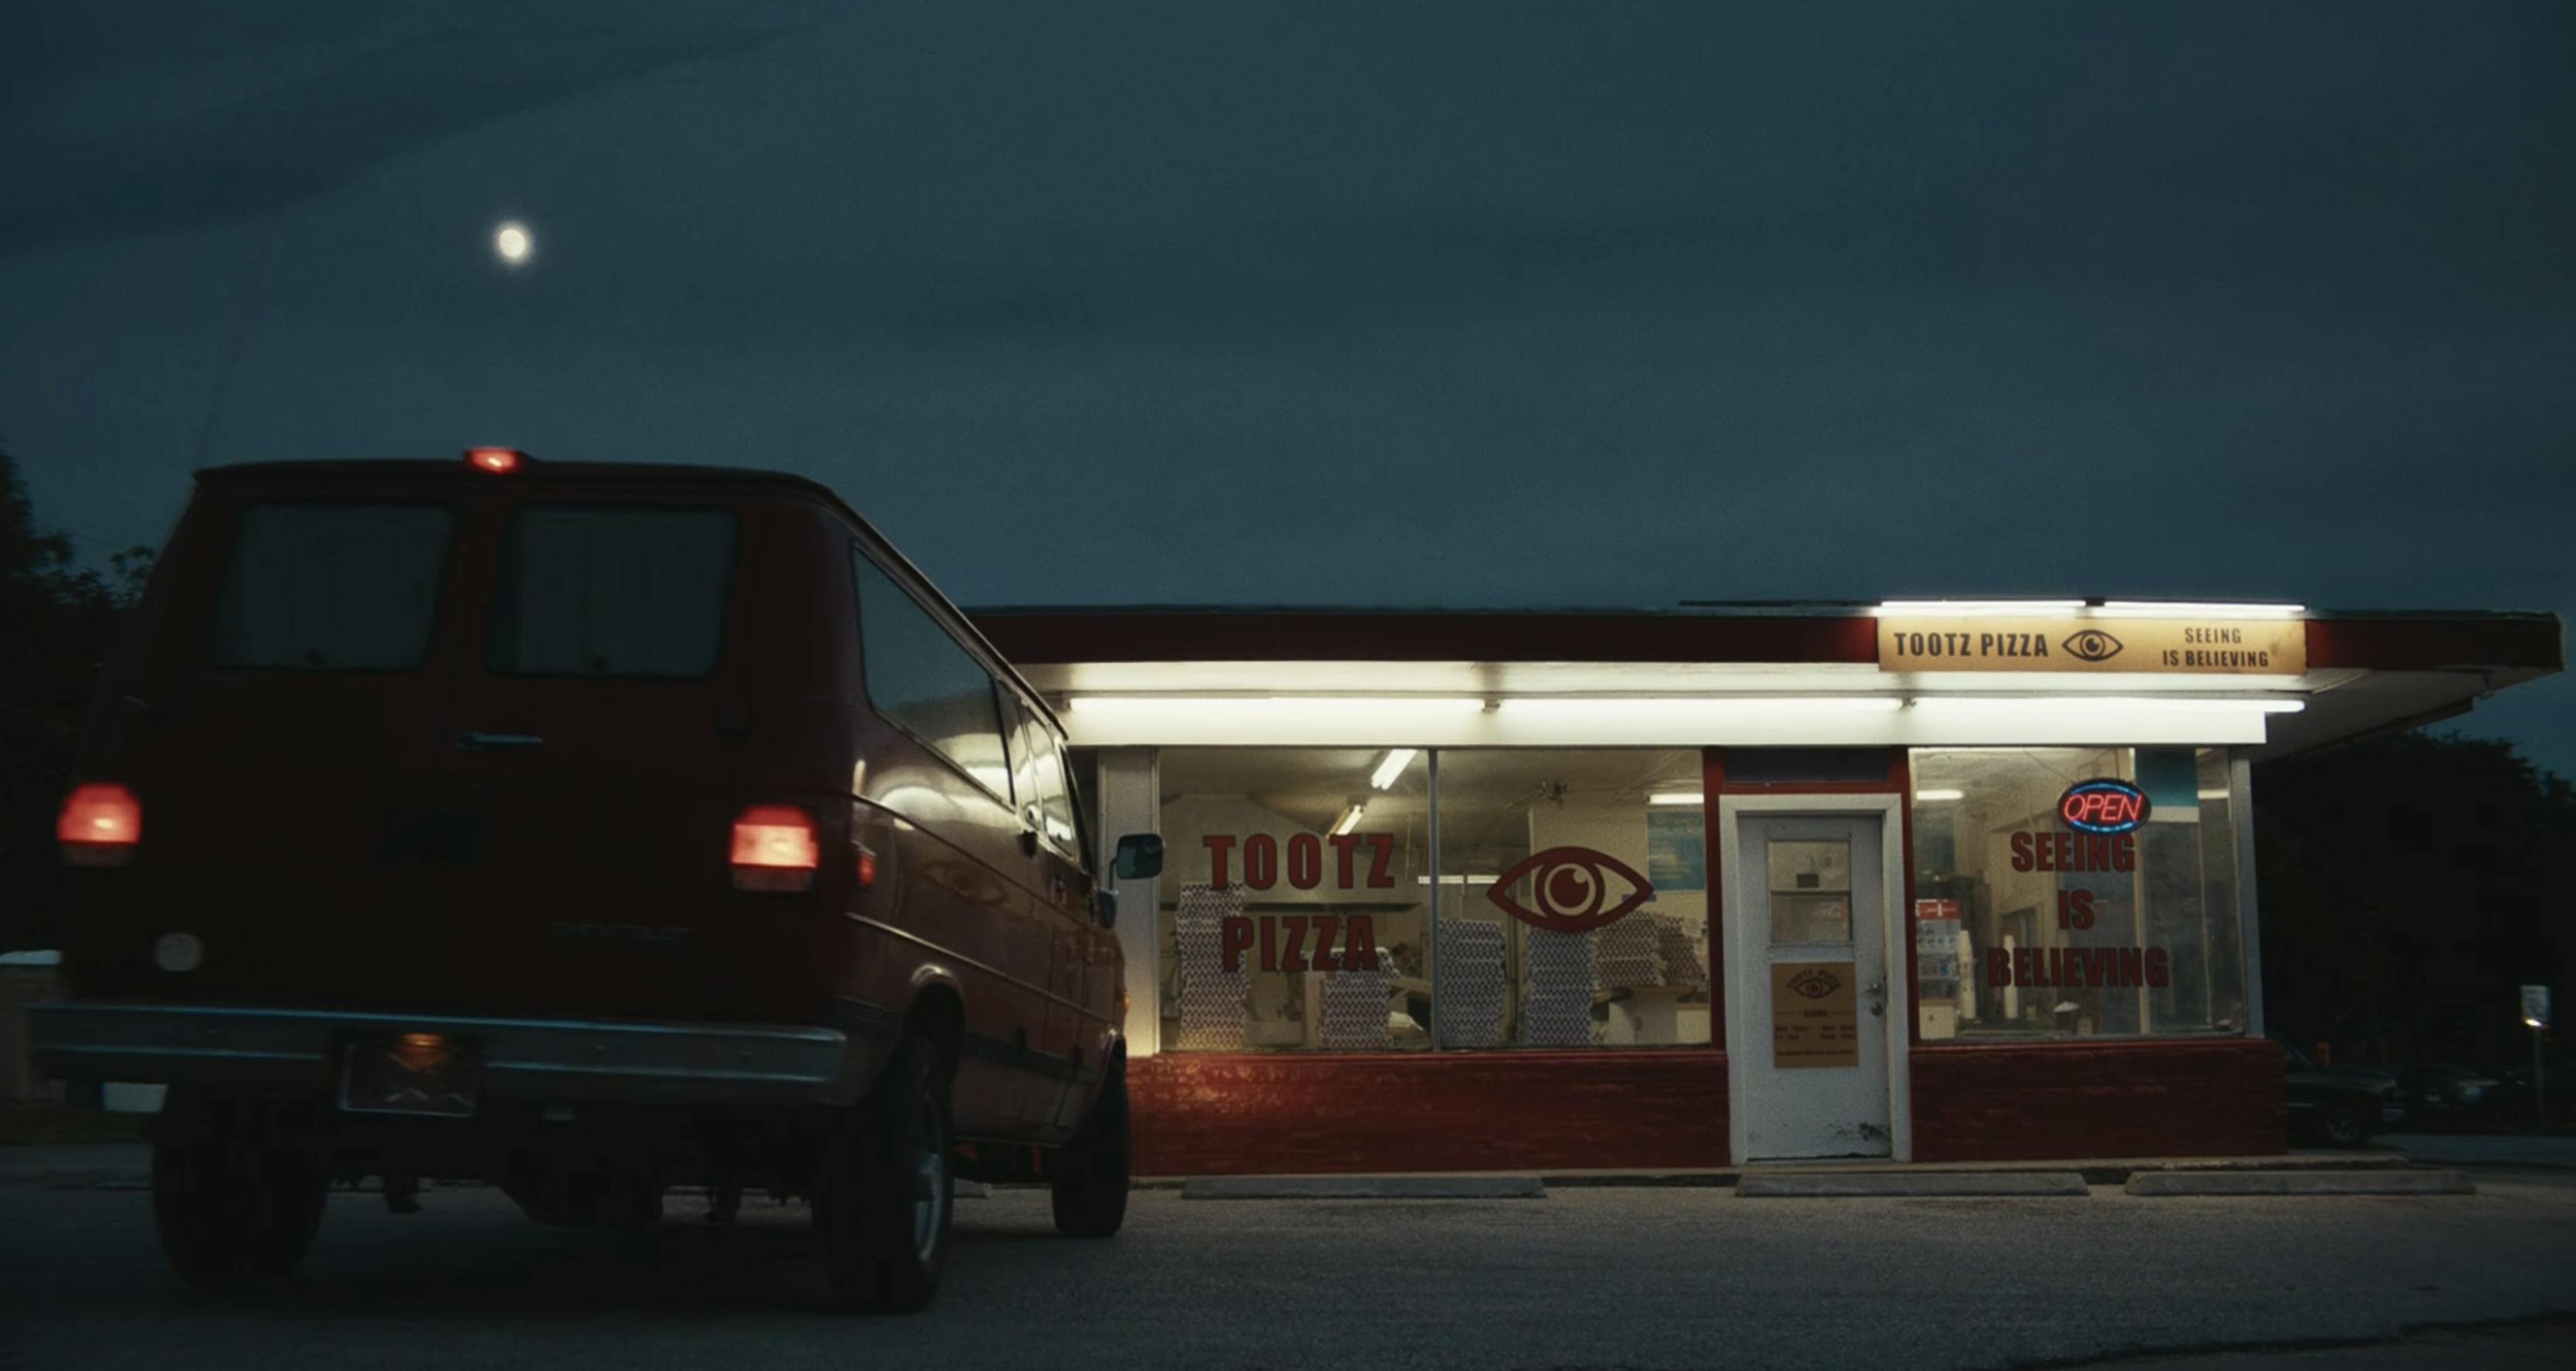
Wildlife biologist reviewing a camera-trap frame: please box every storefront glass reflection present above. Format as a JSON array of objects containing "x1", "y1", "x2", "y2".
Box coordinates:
[
  {"x1": 1154, "y1": 746, "x2": 1712, "y2": 1051},
  {"x1": 1155, "y1": 747, "x2": 1434, "y2": 1051},
  {"x1": 1431, "y1": 750, "x2": 1713, "y2": 1048},
  {"x1": 1910, "y1": 746, "x2": 2246, "y2": 1041}
]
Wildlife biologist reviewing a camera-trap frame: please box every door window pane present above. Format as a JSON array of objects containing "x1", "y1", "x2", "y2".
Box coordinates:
[
  {"x1": 1908, "y1": 746, "x2": 2246, "y2": 1042},
  {"x1": 211, "y1": 503, "x2": 451, "y2": 670},
  {"x1": 853, "y1": 552, "x2": 1011, "y2": 796},
  {"x1": 1767, "y1": 840, "x2": 1853, "y2": 943},
  {"x1": 488, "y1": 507, "x2": 733, "y2": 676}
]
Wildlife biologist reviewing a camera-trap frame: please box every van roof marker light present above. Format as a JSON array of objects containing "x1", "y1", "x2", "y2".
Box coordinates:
[{"x1": 465, "y1": 447, "x2": 529, "y2": 473}]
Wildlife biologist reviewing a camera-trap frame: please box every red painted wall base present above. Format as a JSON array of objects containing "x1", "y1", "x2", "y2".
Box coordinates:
[
  {"x1": 1130, "y1": 1050, "x2": 1732, "y2": 1176},
  {"x1": 1128, "y1": 1038, "x2": 2287, "y2": 1173},
  {"x1": 1910, "y1": 1038, "x2": 2287, "y2": 1163}
]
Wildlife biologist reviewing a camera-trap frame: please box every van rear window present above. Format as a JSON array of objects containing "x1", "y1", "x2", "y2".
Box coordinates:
[
  {"x1": 211, "y1": 503, "x2": 452, "y2": 670},
  {"x1": 488, "y1": 506, "x2": 734, "y2": 677}
]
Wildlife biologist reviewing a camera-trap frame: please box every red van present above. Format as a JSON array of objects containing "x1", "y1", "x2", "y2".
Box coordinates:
[{"x1": 32, "y1": 452, "x2": 1161, "y2": 1312}]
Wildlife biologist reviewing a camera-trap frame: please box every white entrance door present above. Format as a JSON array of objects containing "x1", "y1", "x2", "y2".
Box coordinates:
[{"x1": 1732, "y1": 814, "x2": 1893, "y2": 1161}]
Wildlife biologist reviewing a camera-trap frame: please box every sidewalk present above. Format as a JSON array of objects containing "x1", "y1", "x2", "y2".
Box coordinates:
[
  {"x1": 8, "y1": 1137, "x2": 2564, "y2": 1191},
  {"x1": 2379, "y1": 1133, "x2": 2576, "y2": 1170}
]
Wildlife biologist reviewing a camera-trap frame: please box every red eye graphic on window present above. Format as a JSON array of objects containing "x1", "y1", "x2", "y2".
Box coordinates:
[{"x1": 1485, "y1": 846, "x2": 1655, "y2": 933}]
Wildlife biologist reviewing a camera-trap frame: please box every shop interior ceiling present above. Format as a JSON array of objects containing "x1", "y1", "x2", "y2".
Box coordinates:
[{"x1": 1157, "y1": 747, "x2": 1702, "y2": 848}]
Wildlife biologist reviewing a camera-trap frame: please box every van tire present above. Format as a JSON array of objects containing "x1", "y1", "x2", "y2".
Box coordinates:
[
  {"x1": 812, "y1": 1034, "x2": 952, "y2": 1313},
  {"x1": 150, "y1": 1088, "x2": 330, "y2": 1293},
  {"x1": 1050, "y1": 1052, "x2": 1130, "y2": 1238}
]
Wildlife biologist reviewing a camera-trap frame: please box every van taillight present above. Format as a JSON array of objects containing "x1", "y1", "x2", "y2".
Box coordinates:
[
  {"x1": 59, "y1": 783, "x2": 141, "y2": 866},
  {"x1": 731, "y1": 805, "x2": 818, "y2": 892}
]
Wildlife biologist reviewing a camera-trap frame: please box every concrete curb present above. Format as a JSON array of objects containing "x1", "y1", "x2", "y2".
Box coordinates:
[
  {"x1": 2125, "y1": 1169, "x2": 2476, "y2": 1197},
  {"x1": 1183, "y1": 1175, "x2": 1547, "y2": 1200},
  {"x1": 1739, "y1": 1171, "x2": 2089, "y2": 1198}
]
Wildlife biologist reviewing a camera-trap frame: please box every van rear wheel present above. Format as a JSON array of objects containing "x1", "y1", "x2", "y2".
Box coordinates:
[
  {"x1": 812, "y1": 1034, "x2": 952, "y2": 1313},
  {"x1": 1050, "y1": 1051, "x2": 1130, "y2": 1238},
  {"x1": 150, "y1": 1088, "x2": 330, "y2": 1293}
]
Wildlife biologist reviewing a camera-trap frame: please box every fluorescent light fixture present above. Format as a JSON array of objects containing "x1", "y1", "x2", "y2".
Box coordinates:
[
  {"x1": 1330, "y1": 801, "x2": 1366, "y2": 837},
  {"x1": 1909, "y1": 696, "x2": 2304, "y2": 716},
  {"x1": 1370, "y1": 748, "x2": 1418, "y2": 790},
  {"x1": 2197, "y1": 789, "x2": 2231, "y2": 801},
  {"x1": 1648, "y1": 790, "x2": 1705, "y2": 806},
  {"x1": 2095, "y1": 601, "x2": 2305, "y2": 618},
  {"x1": 1913, "y1": 788, "x2": 1966, "y2": 801},
  {"x1": 1875, "y1": 600, "x2": 2087, "y2": 617},
  {"x1": 1417, "y1": 874, "x2": 1501, "y2": 885},
  {"x1": 1068, "y1": 696, "x2": 1484, "y2": 716},
  {"x1": 1499, "y1": 696, "x2": 1904, "y2": 716}
]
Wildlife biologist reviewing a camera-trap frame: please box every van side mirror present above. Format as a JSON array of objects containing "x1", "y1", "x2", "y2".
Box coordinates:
[{"x1": 1113, "y1": 833, "x2": 1164, "y2": 882}]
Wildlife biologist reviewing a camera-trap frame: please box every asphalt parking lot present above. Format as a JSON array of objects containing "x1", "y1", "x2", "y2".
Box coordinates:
[{"x1": 4, "y1": 1173, "x2": 2574, "y2": 1370}]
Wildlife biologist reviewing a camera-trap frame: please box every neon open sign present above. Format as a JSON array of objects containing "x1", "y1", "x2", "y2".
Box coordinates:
[{"x1": 2059, "y1": 778, "x2": 2151, "y2": 834}]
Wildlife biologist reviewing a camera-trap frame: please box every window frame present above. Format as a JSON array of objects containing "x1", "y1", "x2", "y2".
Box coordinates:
[
  {"x1": 1905, "y1": 744, "x2": 2250, "y2": 1046},
  {"x1": 849, "y1": 542, "x2": 1022, "y2": 814}
]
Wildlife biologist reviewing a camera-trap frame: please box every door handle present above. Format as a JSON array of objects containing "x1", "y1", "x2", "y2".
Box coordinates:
[
  {"x1": 458, "y1": 731, "x2": 544, "y2": 750},
  {"x1": 1865, "y1": 978, "x2": 1887, "y2": 1017}
]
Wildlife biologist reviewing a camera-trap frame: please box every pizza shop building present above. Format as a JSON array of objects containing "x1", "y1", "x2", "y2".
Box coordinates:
[{"x1": 970, "y1": 601, "x2": 2562, "y2": 1173}]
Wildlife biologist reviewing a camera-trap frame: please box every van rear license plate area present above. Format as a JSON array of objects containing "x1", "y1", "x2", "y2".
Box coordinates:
[{"x1": 339, "y1": 1036, "x2": 482, "y2": 1117}]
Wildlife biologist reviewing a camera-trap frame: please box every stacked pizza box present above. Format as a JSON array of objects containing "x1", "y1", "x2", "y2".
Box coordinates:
[
  {"x1": 1435, "y1": 918, "x2": 1506, "y2": 1048},
  {"x1": 1520, "y1": 927, "x2": 1596, "y2": 1047},
  {"x1": 1172, "y1": 883, "x2": 1247, "y2": 1052},
  {"x1": 1319, "y1": 963, "x2": 1392, "y2": 1050},
  {"x1": 1653, "y1": 912, "x2": 1709, "y2": 987},
  {"x1": 1594, "y1": 915, "x2": 1665, "y2": 991}
]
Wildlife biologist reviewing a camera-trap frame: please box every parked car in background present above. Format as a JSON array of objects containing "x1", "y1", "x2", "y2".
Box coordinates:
[
  {"x1": 2390, "y1": 1063, "x2": 2503, "y2": 1119},
  {"x1": 2490, "y1": 1059, "x2": 2574, "y2": 1119},
  {"x1": 31, "y1": 452, "x2": 1165, "y2": 1314},
  {"x1": 2275, "y1": 1037, "x2": 2405, "y2": 1146}
]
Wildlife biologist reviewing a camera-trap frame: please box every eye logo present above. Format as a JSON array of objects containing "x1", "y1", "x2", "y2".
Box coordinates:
[
  {"x1": 2059, "y1": 778, "x2": 2151, "y2": 834},
  {"x1": 2061, "y1": 628, "x2": 2125, "y2": 662},
  {"x1": 1786, "y1": 968, "x2": 1842, "y2": 999},
  {"x1": 1485, "y1": 846, "x2": 1655, "y2": 933}
]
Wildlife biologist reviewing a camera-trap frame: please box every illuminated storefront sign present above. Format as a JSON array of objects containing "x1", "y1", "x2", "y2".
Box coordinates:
[
  {"x1": 1877, "y1": 616, "x2": 2305, "y2": 674},
  {"x1": 2058, "y1": 778, "x2": 2151, "y2": 834}
]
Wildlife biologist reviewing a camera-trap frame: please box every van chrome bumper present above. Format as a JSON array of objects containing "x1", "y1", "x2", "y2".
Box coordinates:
[{"x1": 29, "y1": 1000, "x2": 850, "y2": 1107}]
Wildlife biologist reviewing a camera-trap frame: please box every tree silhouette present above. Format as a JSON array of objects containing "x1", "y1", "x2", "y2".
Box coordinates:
[
  {"x1": 2, "y1": 443, "x2": 153, "y2": 951},
  {"x1": 2256, "y1": 731, "x2": 2574, "y2": 1068}
]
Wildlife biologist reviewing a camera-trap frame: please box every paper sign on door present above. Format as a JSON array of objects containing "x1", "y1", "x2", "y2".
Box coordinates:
[{"x1": 1772, "y1": 961, "x2": 1861, "y2": 1068}]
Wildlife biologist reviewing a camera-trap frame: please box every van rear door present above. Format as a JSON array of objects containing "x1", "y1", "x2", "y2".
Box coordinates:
[
  {"x1": 86, "y1": 482, "x2": 471, "y2": 1005},
  {"x1": 432, "y1": 494, "x2": 762, "y2": 1020}
]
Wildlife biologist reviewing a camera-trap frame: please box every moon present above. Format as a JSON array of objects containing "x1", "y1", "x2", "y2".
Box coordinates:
[{"x1": 493, "y1": 221, "x2": 534, "y2": 266}]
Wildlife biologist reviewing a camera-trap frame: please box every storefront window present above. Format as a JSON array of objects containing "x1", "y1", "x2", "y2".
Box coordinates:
[
  {"x1": 1432, "y1": 750, "x2": 1713, "y2": 1049},
  {"x1": 1910, "y1": 747, "x2": 2245, "y2": 1041},
  {"x1": 1155, "y1": 747, "x2": 1434, "y2": 1051}
]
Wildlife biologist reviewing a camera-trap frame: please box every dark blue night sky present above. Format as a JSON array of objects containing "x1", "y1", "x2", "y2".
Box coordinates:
[{"x1": 5, "y1": 2, "x2": 2569, "y2": 769}]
